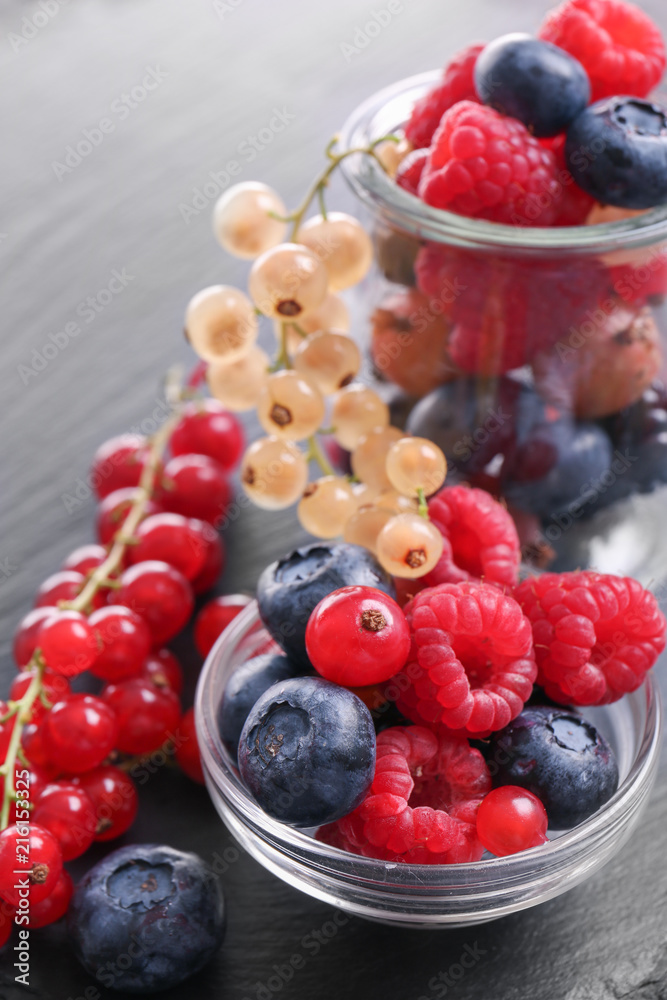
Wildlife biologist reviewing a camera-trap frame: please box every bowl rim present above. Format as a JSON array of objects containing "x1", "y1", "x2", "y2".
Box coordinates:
[{"x1": 195, "y1": 600, "x2": 663, "y2": 881}]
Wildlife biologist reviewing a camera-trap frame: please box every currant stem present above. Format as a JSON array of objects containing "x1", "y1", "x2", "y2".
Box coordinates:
[
  {"x1": 307, "y1": 435, "x2": 335, "y2": 477},
  {"x1": 417, "y1": 488, "x2": 429, "y2": 519},
  {"x1": 0, "y1": 657, "x2": 44, "y2": 830}
]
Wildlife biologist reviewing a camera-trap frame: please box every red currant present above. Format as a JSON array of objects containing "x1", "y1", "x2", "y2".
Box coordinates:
[
  {"x1": 12, "y1": 607, "x2": 56, "y2": 667},
  {"x1": 116, "y1": 561, "x2": 194, "y2": 646},
  {"x1": 305, "y1": 586, "x2": 411, "y2": 686},
  {"x1": 88, "y1": 605, "x2": 151, "y2": 681},
  {"x1": 0, "y1": 824, "x2": 63, "y2": 907},
  {"x1": 127, "y1": 512, "x2": 206, "y2": 581},
  {"x1": 9, "y1": 668, "x2": 70, "y2": 723},
  {"x1": 61, "y1": 543, "x2": 108, "y2": 575},
  {"x1": 189, "y1": 518, "x2": 226, "y2": 595},
  {"x1": 20, "y1": 726, "x2": 59, "y2": 779},
  {"x1": 170, "y1": 401, "x2": 244, "y2": 472},
  {"x1": 26, "y1": 869, "x2": 73, "y2": 929},
  {"x1": 96, "y1": 487, "x2": 163, "y2": 546},
  {"x1": 193, "y1": 594, "x2": 250, "y2": 657},
  {"x1": 142, "y1": 649, "x2": 183, "y2": 695},
  {"x1": 90, "y1": 433, "x2": 154, "y2": 500},
  {"x1": 34, "y1": 571, "x2": 104, "y2": 610},
  {"x1": 160, "y1": 453, "x2": 231, "y2": 526},
  {"x1": 32, "y1": 783, "x2": 97, "y2": 860},
  {"x1": 0, "y1": 763, "x2": 51, "y2": 824},
  {"x1": 44, "y1": 694, "x2": 118, "y2": 774},
  {"x1": 37, "y1": 610, "x2": 100, "y2": 677},
  {"x1": 103, "y1": 678, "x2": 181, "y2": 755},
  {"x1": 0, "y1": 899, "x2": 14, "y2": 947},
  {"x1": 71, "y1": 766, "x2": 138, "y2": 841},
  {"x1": 175, "y1": 707, "x2": 205, "y2": 784},
  {"x1": 476, "y1": 786, "x2": 549, "y2": 857}
]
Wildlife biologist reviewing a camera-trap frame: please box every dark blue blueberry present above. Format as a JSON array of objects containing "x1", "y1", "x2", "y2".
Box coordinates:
[
  {"x1": 237, "y1": 676, "x2": 375, "y2": 828},
  {"x1": 503, "y1": 421, "x2": 613, "y2": 519},
  {"x1": 487, "y1": 705, "x2": 619, "y2": 829},
  {"x1": 605, "y1": 382, "x2": 667, "y2": 494},
  {"x1": 217, "y1": 652, "x2": 304, "y2": 763},
  {"x1": 475, "y1": 34, "x2": 590, "y2": 138},
  {"x1": 406, "y1": 376, "x2": 547, "y2": 479},
  {"x1": 67, "y1": 844, "x2": 225, "y2": 993},
  {"x1": 256, "y1": 542, "x2": 395, "y2": 669},
  {"x1": 566, "y1": 98, "x2": 667, "y2": 209}
]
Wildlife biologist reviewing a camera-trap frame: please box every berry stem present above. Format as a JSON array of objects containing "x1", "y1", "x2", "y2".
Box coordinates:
[
  {"x1": 63, "y1": 368, "x2": 189, "y2": 614},
  {"x1": 0, "y1": 657, "x2": 45, "y2": 830},
  {"x1": 416, "y1": 488, "x2": 429, "y2": 519},
  {"x1": 306, "y1": 435, "x2": 335, "y2": 477}
]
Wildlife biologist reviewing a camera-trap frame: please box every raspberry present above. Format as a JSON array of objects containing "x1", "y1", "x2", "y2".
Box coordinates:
[
  {"x1": 538, "y1": 0, "x2": 666, "y2": 103},
  {"x1": 514, "y1": 572, "x2": 666, "y2": 705},
  {"x1": 396, "y1": 581, "x2": 537, "y2": 737},
  {"x1": 611, "y1": 252, "x2": 667, "y2": 306},
  {"x1": 424, "y1": 486, "x2": 520, "y2": 588},
  {"x1": 544, "y1": 134, "x2": 595, "y2": 227},
  {"x1": 415, "y1": 242, "x2": 611, "y2": 376},
  {"x1": 324, "y1": 726, "x2": 490, "y2": 863},
  {"x1": 404, "y1": 44, "x2": 484, "y2": 149},
  {"x1": 418, "y1": 102, "x2": 563, "y2": 227}
]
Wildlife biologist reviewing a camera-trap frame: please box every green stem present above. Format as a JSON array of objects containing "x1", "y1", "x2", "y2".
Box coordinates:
[
  {"x1": 0, "y1": 658, "x2": 44, "y2": 830},
  {"x1": 416, "y1": 487, "x2": 429, "y2": 519},
  {"x1": 307, "y1": 435, "x2": 335, "y2": 477}
]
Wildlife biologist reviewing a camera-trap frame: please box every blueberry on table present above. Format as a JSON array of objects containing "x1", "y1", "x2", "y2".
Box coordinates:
[
  {"x1": 487, "y1": 705, "x2": 619, "y2": 829},
  {"x1": 67, "y1": 844, "x2": 225, "y2": 993},
  {"x1": 475, "y1": 34, "x2": 590, "y2": 138},
  {"x1": 217, "y1": 652, "x2": 304, "y2": 763},
  {"x1": 238, "y1": 676, "x2": 376, "y2": 828},
  {"x1": 566, "y1": 98, "x2": 667, "y2": 209},
  {"x1": 256, "y1": 542, "x2": 395, "y2": 669}
]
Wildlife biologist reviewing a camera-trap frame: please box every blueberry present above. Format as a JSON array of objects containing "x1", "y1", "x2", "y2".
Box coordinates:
[
  {"x1": 487, "y1": 706, "x2": 619, "y2": 829},
  {"x1": 475, "y1": 34, "x2": 590, "y2": 138},
  {"x1": 503, "y1": 421, "x2": 613, "y2": 519},
  {"x1": 606, "y1": 383, "x2": 667, "y2": 493},
  {"x1": 217, "y1": 652, "x2": 304, "y2": 763},
  {"x1": 67, "y1": 844, "x2": 225, "y2": 993},
  {"x1": 237, "y1": 676, "x2": 375, "y2": 828},
  {"x1": 257, "y1": 543, "x2": 395, "y2": 669},
  {"x1": 566, "y1": 98, "x2": 667, "y2": 209}
]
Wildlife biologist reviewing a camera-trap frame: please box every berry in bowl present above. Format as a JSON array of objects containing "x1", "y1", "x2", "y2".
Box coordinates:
[{"x1": 195, "y1": 535, "x2": 664, "y2": 927}]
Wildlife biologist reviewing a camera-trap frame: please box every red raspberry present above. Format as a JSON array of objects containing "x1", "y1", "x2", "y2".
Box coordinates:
[
  {"x1": 538, "y1": 0, "x2": 666, "y2": 103},
  {"x1": 325, "y1": 726, "x2": 490, "y2": 864},
  {"x1": 415, "y1": 242, "x2": 611, "y2": 376},
  {"x1": 611, "y1": 251, "x2": 667, "y2": 306},
  {"x1": 404, "y1": 43, "x2": 484, "y2": 149},
  {"x1": 544, "y1": 134, "x2": 595, "y2": 227},
  {"x1": 514, "y1": 572, "x2": 666, "y2": 705},
  {"x1": 424, "y1": 486, "x2": 520, "y2": 588},
  {"x1": 418, "y1": 102, "x2": 563, "y2": 226},
  {"x1": 396, "y1": 581, "x2": 537, "y2": 737}
]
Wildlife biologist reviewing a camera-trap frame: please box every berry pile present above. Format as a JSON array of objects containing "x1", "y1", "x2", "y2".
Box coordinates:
[
  {"x1": 0, "y1": 388, "x2": 251, "y2": 941},
  {"x1": 226, "y1": 485, "x2": 664, "y2": 862}
]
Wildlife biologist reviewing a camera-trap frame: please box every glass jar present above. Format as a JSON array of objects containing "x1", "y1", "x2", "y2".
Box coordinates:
[{"x1": 339, "y1": 73, "x2": 667, "y2": 580}]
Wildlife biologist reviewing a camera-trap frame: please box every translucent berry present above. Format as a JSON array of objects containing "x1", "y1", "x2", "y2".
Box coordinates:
[
  {"x1": 476, "y1": 786, "x2": 549, "y2": 856},
  {"x1": 248, "y1": 243, "x2": 328, "y2": 319},
  {"x1": 385, "y1": 437, "x2": 447, "y2": 498},
  {"x1": 331, "y1": 384, "x2": 390, "y2": 450},
  {"x1": 194, "y1": 594, "x2": 252, "y2": 658},
  {"x1": 90, "y1": 434, "x2": 152, "y2": 500},
  {"x1": 293, "y1": 331, "x2": 361, "y2": 396},
  {"x1": 298, "y1": 212, "x2": 374, "y2": 291},
  {"x1": 88, "y1": 606, "x2": 152, "y2": 682},
  {"x1": 13, "y1": 607, "x2": 57, "y2": 667},
  {"x1": 103, "y1": 678, "x2": 182, "y2": 755},
  {"x1": 44, "y1": 695, "x2": 118, "y2": 774},
  {"x1": 343, "y1": 505, "x2": 396, "y2": 556},
  {"x1": 170, "y1": 400, "x2": 244, "y2": 472},
  {"x1": 297, "y1": 477, "x2": 357, "y2": 538},
  {"x1": 306, "y1": 585, "x2": 411, "y2": 685},
  {"x1": 96, "y1": 487, "x2": 162, "y2": 546},
  {"x1": 376, "y1": 512, "x2": 444, "y2": 579},
  {"x1": 71, "y1": 766, "x2": 139, "y2": 841},
  {"x1": 207, "y1": 345, "x2": 270, "y2": 412},
  {"x1": 116, "y1": 561, "x2": 194, "y2": 646},
  {"x1": 257, "y1": 370, "x2": 325, "y2": 441},
  {"x1": 128, "y1": 512, "x2": 207, "y2": 581},
  {"x1": 240, "y1": 437, "x2": 309, "y2": 510},
  {"x1": 160, "y1": 454, "x2": 231, "y2": 526},
  {"x1": 38, "y1": 610, "x2": 100, "y2": 677},
  {"x1": 34, "y1": 571, "x2": 105, "y2": 611},
  {"x1": 351, "y1": 427, "x2": 404, "y2": 491},
  {"x1": 61, "y1": 544, "x2": 108, "y2": 575},
  {"x1": 185, "y1": 285, "x2": 258, "y2": 364},
  {"x1": 274, "y1": 291, "x2": 350, "y2": 340},
  {"x1": 213, "y1": 181, "x2": 287, "y2": 258},
  {"x1": 374, "y1": 136, "x2": 414, "y2": 176},
  {"x1": 32, "y1": 783, "x2": 97, "y2": 861},
  {"x1": 9, "y1": 669, "x2": 70, "y2": 724}
]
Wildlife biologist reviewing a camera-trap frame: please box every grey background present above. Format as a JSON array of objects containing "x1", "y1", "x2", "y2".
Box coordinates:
[{"x1": 2, "y1": 1, "x2": 667, "y2": 998}]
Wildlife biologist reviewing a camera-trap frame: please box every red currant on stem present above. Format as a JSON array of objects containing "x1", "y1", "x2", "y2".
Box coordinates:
[
  {"x1": 170, "y1": 400, "x2": 244, "y2": 473},
  {"x1": 116, "y1": 561, "x2": 194, "y2": 646},
  {"x1": 103, "y1": 678, "x2": 181, "y2": 755},
  {"x1": 71, "y1": 766, "x2": 138, "y2": 841},
  {"x1": 61, "y1": 543, "x2": 108, "y2": 575},
  {"x1": 88, "y1": 605, "x2": 152, "y2": 681},
  {"x1": 34, "y1": 571, "x2": 105, "y2": 611},
  {"x1": 44, "y1": 694, "x2": 118, "y2": 774},
  {"x1": 37, "y1": 610, "x2": 100, "y2": 677},
  {"x1": 13, "y1": 607, "x2": 57, "y2": 666},
  {"x1": 90, "y1": 433, "x2": 155, "y2": 500},
  {"x1": 26, "y1": 869, "x2": 73, "y2": 929},
  {"x1": 127, "y1": 512, "x2": 207, "y2": 581},
  {"x1": 305, "y1": 586, "x2": 411, "y2": 685},
  {"x1": 175, "y1": 707, "x2": 205, "y2": 784},
  {"x1": 160, "y1": 453, "x2": 231, "y2": 526},
  {"x1": 0, "y1": 898, "x2": 15, "y2": 947},
  {"x1": 194, "y1": 594, "x2": 251, "y2": 657},
  {"x1": 96, "y1": 487, "x2": 163, "y2": 546},
  {"x1": 189, "y1": 518, "x2": 226, "y2": 595},
  {"x1": 476, "y1": 786, "x2": 549, "y2": 857},
  {"x1": 32, "y1": 782, "x2": 97, "y2": 860},
  {"x1": 0, "y1": 823, "x2": 63, "y2": 907},
  {"x1": 142, "y1": 649, "x2": 184, "y2": 695},
  {"x1": 10, "y1": 668, "x2": 70, "y2": 723}
]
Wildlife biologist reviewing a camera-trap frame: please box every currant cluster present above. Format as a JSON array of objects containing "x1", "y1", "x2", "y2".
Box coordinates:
[{"x1": 0, "y1": 381, "x2": 251, "y2": 941}]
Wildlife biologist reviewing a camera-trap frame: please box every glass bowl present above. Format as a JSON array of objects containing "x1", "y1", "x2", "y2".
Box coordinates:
[{"x1": 195, "y1": 601, "x2": 662, "y2": 928}]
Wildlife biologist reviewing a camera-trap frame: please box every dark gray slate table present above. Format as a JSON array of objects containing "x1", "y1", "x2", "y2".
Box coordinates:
[{"x1": 2, "y1": 1, "x2": 667, "y2": 998}]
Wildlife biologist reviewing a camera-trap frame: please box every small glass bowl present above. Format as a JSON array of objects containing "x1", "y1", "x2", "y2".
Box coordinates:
[{"x1": 195, "y1": 602, "x2": 662, "y2": 928}]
